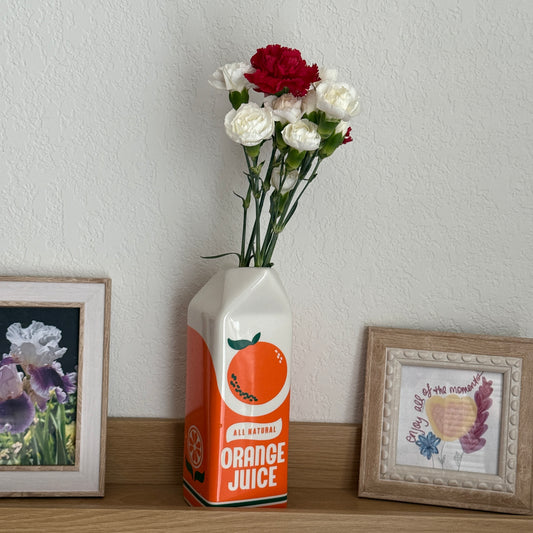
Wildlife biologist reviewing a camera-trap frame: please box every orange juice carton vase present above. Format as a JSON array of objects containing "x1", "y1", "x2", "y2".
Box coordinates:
[{"x1": 183, "y1": 267, "x2": 292, "y2": 508}]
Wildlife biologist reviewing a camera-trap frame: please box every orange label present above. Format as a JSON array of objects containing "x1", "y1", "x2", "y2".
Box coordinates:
[{"x1": 183, "y1": 326, "x2": 289, "y2": 508}]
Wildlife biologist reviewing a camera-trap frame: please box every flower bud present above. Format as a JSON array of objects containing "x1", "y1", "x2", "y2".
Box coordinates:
[{"x1": 271, "y1": 167, "x2": 299, "y2": 194}]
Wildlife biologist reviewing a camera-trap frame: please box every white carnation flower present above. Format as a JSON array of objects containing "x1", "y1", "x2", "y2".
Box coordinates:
[
  {"x1": 316, "y1": 81, "x2": 360, "y2": 121},
  {"x1": 281, "y1": 119, "x2": 321, "y2": 152},
  {"x1": 224, "y1": 103, "x2": 275, "y2": 146},
  {"x1": 318, "y1": 68, "x2": 338, "y2": 83},
  {"x1": 269, "y1": 94, "x2": 303, "y2": 124},
  {"x1": 209, "y1": 62, "x2": 253, "y2": 92},
  {"x1": 301, "y1": 89, "x2": 318, "y2": 115}
]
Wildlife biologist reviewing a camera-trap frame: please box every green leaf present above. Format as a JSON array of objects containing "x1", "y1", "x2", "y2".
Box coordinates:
[
  {"x1": 227, "y1": 338, "x2": 252, "y2": 350},
  {"x1": 233, "y1": 191, "x2": 250, "y2": 209},
  {"x1": 201, "y1": 252, "x2": 241, "y2": 261},
  {"x1": 185, "y1": 458, "x2": 193, "y2": 477},
  {"x1": 52, "y1": 403, "x2": 68, "y2": 465},
  {"x1": 31, "y1": 424, "x2": 42, "y2": 466},
  {"x1": 228, "y1": 332, "x2": 261, "y2": 350}
]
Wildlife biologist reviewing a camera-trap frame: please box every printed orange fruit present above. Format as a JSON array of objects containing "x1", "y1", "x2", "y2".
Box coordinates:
[
  {"x1": 187, "y1": 425, "x2": 204, "y2": 469},
  {"x1": 227, "y1": 332, "x2": 287, "y2": 405}
]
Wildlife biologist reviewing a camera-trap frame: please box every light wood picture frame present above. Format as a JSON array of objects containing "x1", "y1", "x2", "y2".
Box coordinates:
[
  {"x1": 359, "y1": 327, "x2": 533, "y2": 514},
  {"x1": 0, "y1": 277, "x2": 110, "y2": 496}
]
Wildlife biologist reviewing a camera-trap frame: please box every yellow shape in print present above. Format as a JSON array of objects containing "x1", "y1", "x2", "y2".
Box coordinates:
[{"x1": 425, "y1": 394, "x2": 477, "y2": 441}]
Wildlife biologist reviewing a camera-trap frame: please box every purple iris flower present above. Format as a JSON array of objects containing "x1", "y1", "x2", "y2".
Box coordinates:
[
  {"x1": 6, "y1": 321, "x2": 67, "y2": 367},
  {"x1": 28, "y1": 361, "x2": 77, "y2": 411},
  {"x1": 0, "y1": 363, "x2": 35, "y2": 434},
  {"x1": 5, "y1": 321, "x2": 77, "y2": 409}
]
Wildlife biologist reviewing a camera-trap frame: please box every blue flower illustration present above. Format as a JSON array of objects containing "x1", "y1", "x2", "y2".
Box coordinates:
[{"x1": 416, "y1": 432, "x2": 441, "y2": 460}]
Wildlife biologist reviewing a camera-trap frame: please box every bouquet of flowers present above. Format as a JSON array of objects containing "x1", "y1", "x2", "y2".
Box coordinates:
[{"x1": 209, "y1": 44, "x2": 359, "y2": 267}]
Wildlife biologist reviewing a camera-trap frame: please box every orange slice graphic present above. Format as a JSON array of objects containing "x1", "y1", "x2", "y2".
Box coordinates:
[{"x1": 187, "y1": 425, "x2": 204, "y2": 469}]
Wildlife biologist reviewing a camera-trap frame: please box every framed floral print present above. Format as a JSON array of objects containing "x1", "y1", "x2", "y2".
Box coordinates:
[
  {"x1": 0, "y1": 277, "x2": 110, "y2": 496},
  {"x1": 358, "y1": 327, "x2": 533, "y2": 514}
]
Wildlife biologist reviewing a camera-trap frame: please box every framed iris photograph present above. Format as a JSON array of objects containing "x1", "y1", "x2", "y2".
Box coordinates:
[
  {"x1": 0, "y1": 277, "x2": 110, "y2": 496},
  {"x1": 359, "y1": 327, "x2": 533, "y2": 514}
]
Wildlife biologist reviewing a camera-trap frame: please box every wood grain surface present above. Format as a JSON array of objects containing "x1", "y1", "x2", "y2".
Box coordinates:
[{"x1": 0, "y1": 418, "x2": 531, "y2": 532}]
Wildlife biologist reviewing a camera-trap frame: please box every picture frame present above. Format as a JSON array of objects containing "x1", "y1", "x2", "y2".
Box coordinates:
[
  {"x1": 0, "y1": 277, "x2": 111, "y2": 497},
  {"x1": 358, "y1": 327, "x2": 533, "y2": 514}
]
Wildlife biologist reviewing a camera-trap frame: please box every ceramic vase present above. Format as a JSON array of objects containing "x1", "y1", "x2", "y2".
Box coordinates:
[{"x1": 183, "y1": 267, "x2": 292, "y2": 508}]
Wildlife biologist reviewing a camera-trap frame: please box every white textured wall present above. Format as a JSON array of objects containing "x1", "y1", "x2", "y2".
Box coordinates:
[{"x1": 2, "y1": 1, "x2": 532, "y2": 422}]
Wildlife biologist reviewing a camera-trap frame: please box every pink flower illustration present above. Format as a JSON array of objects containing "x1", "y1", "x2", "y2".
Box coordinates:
[{"x1": 459, "y1": 377, "x2": 493, "y2": 454}]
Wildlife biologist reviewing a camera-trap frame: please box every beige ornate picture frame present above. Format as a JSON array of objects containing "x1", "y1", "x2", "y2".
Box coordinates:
[
  {"x1": 0, "y1": 277, "x2": 110, "y2": 497},
  {"x1": 359, "y1": 327, "x2": 533, "y2": 514}
]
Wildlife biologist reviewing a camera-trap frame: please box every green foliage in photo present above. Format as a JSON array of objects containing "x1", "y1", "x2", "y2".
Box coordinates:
[{"x1": 0, "y1": 392, "x2": 76, "y2": 467}]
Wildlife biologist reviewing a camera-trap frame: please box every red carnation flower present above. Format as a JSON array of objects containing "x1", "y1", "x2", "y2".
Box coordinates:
[{"x1": 245, "y1": 44, "x2": 320, "y2": 97}]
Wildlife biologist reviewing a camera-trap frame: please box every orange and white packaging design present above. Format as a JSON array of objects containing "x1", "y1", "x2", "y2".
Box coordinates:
[{"x1": 183, "y1": 268, "x2": 291, "y2": 508}]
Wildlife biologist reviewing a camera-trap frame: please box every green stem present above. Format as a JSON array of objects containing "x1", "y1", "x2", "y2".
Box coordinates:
[
  {"x1": 263, "y1": 232, "x2": 280, "y2": 266},
  {"x1": 244, "y1": 186, "x2": 268, "y2": 265},
  {"x1": 242, "y1": 148, "x2": 258, "y2": 265},
  {"x1": 263, "y1": 143, "x2": 278, "y2": 189},
  {"x1": 243, "y1": 149, "x2": 263, "y2": 265},
  {"x1": 253, "y1": 192, "x2": 262, "y2": 265},
  {"x1": 261, "y1": 156, "x2": 321, "y2": 266},
  {"x1": 260, "y1": 210, "x2": 278, "y2": 264},
  {"x1": 236, "y1": 144, "x2": 321, "y2": 267},
  {"x1": 238, "y1": 184, "x2": 252, "y2": 266},
  {"x1": 284, "y1": 159, "x2": 322, "y2": 220},
  {"x1": 239, "y1": 207, "x2": 247, "y2": 266},
  {"x1": 241, "y1": 144, "x2": 278, "y2": 266},
  {"x1": 260, "y1": 158, "x2": 286, "y2": 262},
  {"x1": 252, "y1": 143, "x2": 279, "y2": 264}
]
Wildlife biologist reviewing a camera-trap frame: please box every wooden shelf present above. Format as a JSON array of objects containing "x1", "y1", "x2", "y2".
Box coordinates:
[{"x1": 1, "y1": 419, "x2": 531, "y2": 531}]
